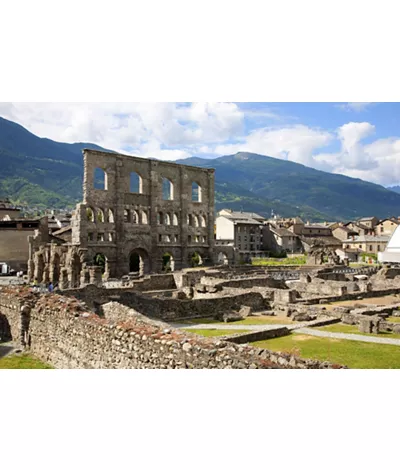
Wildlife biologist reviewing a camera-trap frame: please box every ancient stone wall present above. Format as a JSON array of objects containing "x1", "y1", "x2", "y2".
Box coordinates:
[{"x1": 0, "y1": 288, "x2": 345, "y2": 369}]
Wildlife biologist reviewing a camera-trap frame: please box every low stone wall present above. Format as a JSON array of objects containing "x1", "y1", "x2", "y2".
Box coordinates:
[
  {"x1": 66, "y1": 285, "x2": 269, "y2": 321},
  {"x1": 0, "y1": 287, "x2": 345, "y2": 369},
  {"x1": 298, "y1": 287, "x2": 400, "y2": 305},
  {"x1": 222, "y1": 327, "x2": 290, "y2": 344},
  {"x1": 200, "y1": 276, "x2": 287, "y2": 290}
]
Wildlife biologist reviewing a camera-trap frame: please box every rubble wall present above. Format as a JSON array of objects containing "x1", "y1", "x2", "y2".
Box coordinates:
[{"x1": 0, "y1": 288, "x2": 345, "y2": 369}]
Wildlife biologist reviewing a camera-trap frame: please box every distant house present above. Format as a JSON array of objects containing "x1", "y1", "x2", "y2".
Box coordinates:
[
  {"x1": 344, "y1": 221, "x2": 375, "y2": 236},
  {"x1": 357, "y1": 216, "x2": 379, "y2": 229},
  {"x1": 215, "y1": 210, "x2": 265, "y2": 263},
  {"x1": 0, "y1": 199, "x2": 21, "y2": 221},
  {"x1": 336, "y1": 247, "x2": 363, "y2": 263},
  {"x1": 378, "y1": 225, "x2": 400, "y2": 263},
  {"x1": 333, "y1": 225, "x2": 358, "y2": 241},
  {"x1": 343, "y1": 235, "x2": 389, "y2": 255},
  {"x1": 263, "y1": 223, "x2": 301, "y2": 254},
  {"x1": 374, "y1": 218, "x2": 400, "y2": 237}
]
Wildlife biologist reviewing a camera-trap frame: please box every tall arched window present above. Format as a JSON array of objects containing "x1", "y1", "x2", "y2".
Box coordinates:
[
  {"x1": 192, "y1": 182, "x2": 202, "y2": 202},
  {"x1": 124, "y1": 209, "x2": 130, "y2": 223},
  {"x1": 193, "y1": 215, "x2": 199, "y2": 227},
  {"x1": 96, "y1": 208, "x2": 105, "y2": 223},
  {"x1": 108, "y1": 209, "x2": 115, "y2": 223},
  {"x1": 164, "y1": 213, "x2": 171, "y2": 225},
  {"x1": 173, "y1": 213, "x2": 179, "y2": 226},
  {"x1": 86, "y1": 207, "x2": 95, "y2": 222},
  {"x1": 162, "y1": 178, "x2": 174, "y2": 200},
  {"x1": 141, "y1": 210, "x2": 148, "y2": 225},
  {"x1": 157, "y1": 212, "x2": 164, "y2": 225},
  {"x1": 130, "y1": 172, "x2": 143, "y2": 193},
  {"x1": 132, "y1": 210, "x2": 139, "y2": 224},
  {"x1": 200, "y1": 215, "x2": 206, "y2": 227},
  {"x1": 94, "y1": 168, "x2": 108, "y2": 190}
]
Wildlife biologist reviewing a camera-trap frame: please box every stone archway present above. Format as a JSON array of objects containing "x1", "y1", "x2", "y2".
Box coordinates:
[
  {"x1": 189, "y1": 251, "x2": 203, "y2": 267},
  {"x1": 217, "y1": 252, "x2": 229, "y2": 265},
  {"x1": 129, "y1": 249, "x2": 150, "y2": 276},
  {"x1": 162, "y1": 252, "x2": 175, "y2": 272}
]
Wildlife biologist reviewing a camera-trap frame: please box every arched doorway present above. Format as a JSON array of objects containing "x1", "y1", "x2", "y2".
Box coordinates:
[
  {"x1": 189, "y1": 251, "x2": 203, "y2": 267},
  {"x1": 93, "y1": 253, "x2": 107, "y2": 274},
  {"x1": 162, "y1": 253, "x2": 175, "y2": 272},
  {"x1": 217, "y1": 252, "x2": 229, "y2": 265},
  {"x1": 129, "y1": 249, "x2": 150, "y2": 276}
]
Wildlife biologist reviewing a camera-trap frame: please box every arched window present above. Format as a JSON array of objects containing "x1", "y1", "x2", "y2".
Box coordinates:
[
  {"x1": 108, "y1": 209, "x2": 115, "y2": 223},
  {"x1": 86, "y1": 207, "x2": 95, "y2": 222},
  {"x1": 157, "y1": 212, "x2": 164, "y2": 225},
  {"x1": 132, "y1": 210, "x2": 139, "y2": 224},
  {"x1": 96, "y1": 208, "x2": 105, "y2": 223},
  {"x1": 108, "y1": 232, "x2": 114, "y2": 242},
  {"x1": 200, "y1": 215, "x2": 206, "y2": 227},
  {"x1": 164, "y1": 213, "x2": 171, "y2": 225},
  {"x1": 94, "y1": 168, "x2": 107, "y2": 190},
  {"x1": 188, "y1": 235, "x2": 192, "y2": 243},
  {"x1": 193, "y1": 215, "x2": 199, "y2": 227},
  {"x1": 124, "y1": 209, "x2": 130, "y2": 223},
  {"x1": 130, "y1": 172, "x2": 143, "y2": 193},
  {"x1": 173, "y1": 213, "x2": 179, "y2": 226},
  {"x1": 141, "y1": 210, "x2": 148, "y2": 224},
  {"x1": 187, "y1": 214, "x2": 193, "y2": 226},
  {"x1": 162, "y1": 178, "x2": 174, "y2": 200},
  {"x1": 192, "y1": 182, "x2": 202, "y2": 202}
]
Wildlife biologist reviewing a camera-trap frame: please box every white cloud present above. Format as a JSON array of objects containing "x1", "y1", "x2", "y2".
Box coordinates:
[
  {"x1": 338, "y1": 102, "x2": 374, "y2": 112},
  {"x1": 214, "y1": 125, "x2": 334, "y2": 166},
  {"x1": 336, "y1": 121, "x2": 376, "y2": 170}
]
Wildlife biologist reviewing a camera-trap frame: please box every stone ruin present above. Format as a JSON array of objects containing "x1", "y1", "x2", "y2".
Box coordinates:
[{"x1": 27, "y1": 149, "x2": 216, "y2": 289}]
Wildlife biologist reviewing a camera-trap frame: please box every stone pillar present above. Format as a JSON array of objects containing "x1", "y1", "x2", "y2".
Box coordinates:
[
  {"x1": 60, "y1": 268, "x2": 69, "y2": 290},
  {"x1": 89, "y1": 266, "x2": 103, "y2": 286}
]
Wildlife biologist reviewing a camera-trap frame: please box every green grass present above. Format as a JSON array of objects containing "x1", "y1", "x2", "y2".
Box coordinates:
[
  {"x1": 182, "y1": 316, "x2": 297, "y2": 326},
  {"x1": 0, "y1": 353, "x2": 52, "y2": 369},
  {"x1": 251, "y1": 333, "x2": 400, "y2": 369},
  {"x1": 387, "y1": 316, "x2": 400, "y2": 323},
  {"x1": 315, "y1": 323, "x2": 400, "y2": 339},
  {"x1": 252, "y1": 256, "x2": 306, "y2": 266},
  {"x1": 183, "y1": 328, "x2": 249, "y2": 337}
]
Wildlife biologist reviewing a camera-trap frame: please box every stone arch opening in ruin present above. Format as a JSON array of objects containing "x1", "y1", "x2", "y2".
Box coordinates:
[
  {"x1": 108, "y1": 208, "x2": 115, "y2": 223},
  {"x1": 130, "y1": 172, "x2": 143, "y2": 193},
  {"x1": 217, "y1": 252, "x2": 229, "y2": 265},
  {"x1": 129, "y1": 249, "x2": 150, "y2": 275},
  {"x1": 162, "y1": 177, "x2": 174, "y2": 201},
  {"x1": 157, "y1": 212, "x2": 164, "y2": 225},
  {"x1": 86, "y1": 207, "x2": 95, "y2": 222},
  {"x1": 52, "y1": 253, "x2": 61, "y2": 284},
  {"x1": 192, "y1": 182, "x2": 202, "y2": 202},
  {"x1": 97, "y1": 208, "x2": 105, "y2": 223},
  {"x1": 124, "y1": 209, "x2": 130, "y2": 223},
  {"x1": 172, "y1": 213, "x2": 179, "y2": 226},
  {"x1": 71, "y1": 254, "x2": 82, "y2": 288},
  {"x1": 200, "y1": 215, "x2": 206, "y2": 227},
  {"x1": 141, "y1": 210, "x2": 148, "y2": 224},
  {"x1": 94, "y1": 167, "x2": 108, "y2": 190},
  {"x1": 164, "y1": 213, "x2": 171, "y2": 225},
  {"x1": 162, "y1": 252, "x2": 175, "y2": 272},
  {"x1": 132, "y1": 210, "x2": 139, "y2": 224},
  {"x1": 193, "y1": 215, "x2": 199, "y2": 227},
  {"x1": 189, "y1": 251, "x2": 203, "y2": 267},
  {"x1": 187, "y1": 214, "x2": 193, "y2": 226},
  {"x1": 93, "y1": 253, "x2": 107, "y2": 274}
]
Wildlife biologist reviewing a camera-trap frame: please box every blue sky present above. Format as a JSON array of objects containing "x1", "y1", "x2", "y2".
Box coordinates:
[{"x1": 1, "y1": 102, "x2": 400, "y2": 187}]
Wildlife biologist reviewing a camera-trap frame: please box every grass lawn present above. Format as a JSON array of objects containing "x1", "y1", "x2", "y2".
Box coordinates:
[
  {"x1": 315, "y1": 323, "x2": 400, "y2": 339},
  {"x1": 183, "y1": 328, "x2": 249, "y2": 337},
  {"x1": 252, "y1": 256, "x2": 306, "y2": 266},
  {"x1": 387, "y1": 316, "x2": 400, "y2": 323},
  {"x1": 0, "y1": 353, "x2": 52, "y2": 369},
  {"x1": 251, "y1": 333, "x2": 400, "y2": 369},
  {"x1": 183, "y1": 316, "x2": 297, "y2": 326}
]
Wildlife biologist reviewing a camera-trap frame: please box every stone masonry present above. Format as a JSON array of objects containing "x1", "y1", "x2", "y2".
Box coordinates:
[{"x1": 27, "y1": 149, "x2": 215, "y2": 288}]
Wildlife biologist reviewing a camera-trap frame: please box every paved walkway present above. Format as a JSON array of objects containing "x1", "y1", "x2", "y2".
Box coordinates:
[{"x1": 297, "y1": 328, "x2": 400, "y2": 346}]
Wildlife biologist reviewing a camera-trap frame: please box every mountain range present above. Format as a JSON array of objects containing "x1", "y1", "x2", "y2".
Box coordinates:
[{"x1": 1, "y1": 115, "x2": 400, "y2": 222}]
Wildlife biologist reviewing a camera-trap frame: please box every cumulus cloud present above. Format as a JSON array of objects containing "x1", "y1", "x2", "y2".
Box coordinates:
[{"x1": 338, "y1": 102, "x2": 374, "y2": 112}]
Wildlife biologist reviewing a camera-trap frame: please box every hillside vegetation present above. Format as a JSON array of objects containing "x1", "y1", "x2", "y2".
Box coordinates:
[{"x1": 1, "y1": 117, "x2": 400, "y2": 220}]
